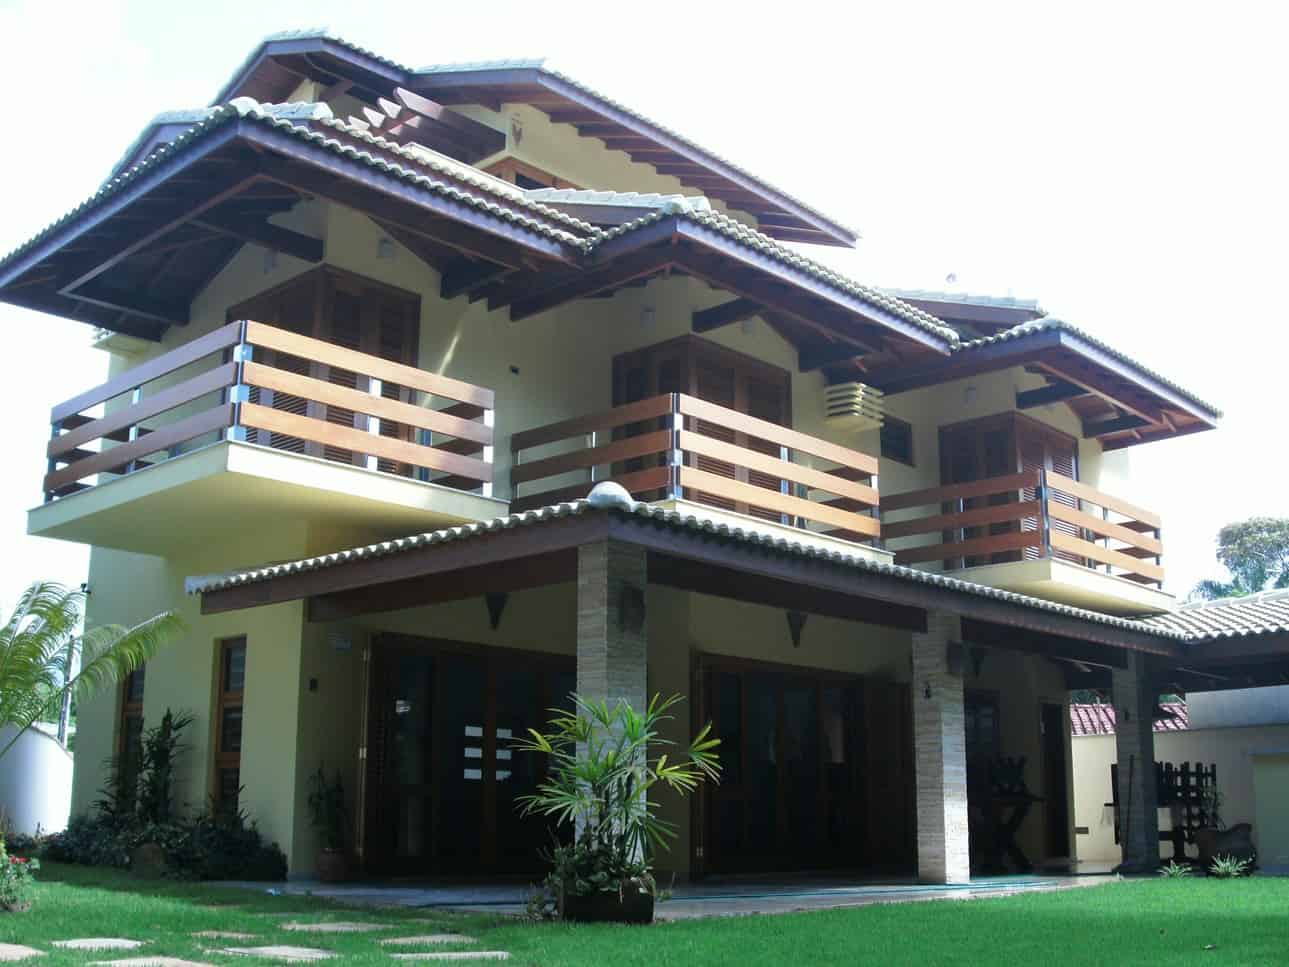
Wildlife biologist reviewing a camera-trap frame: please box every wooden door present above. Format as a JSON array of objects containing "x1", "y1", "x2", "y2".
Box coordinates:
[
  {"x1": 1041, "y1": 702, "x2": 1072, "y2": 859},
  {"x1": 862, "y1": 679, "x2": 915, "y2": 872}
]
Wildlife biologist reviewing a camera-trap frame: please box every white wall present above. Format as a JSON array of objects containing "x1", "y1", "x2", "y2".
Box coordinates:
[
  {"x1": 0, "y1": 725, "x2": 72, "y2": 836},
  {"x1": 1189, "y1": 686, "x2": 1289, "y2": 730}
]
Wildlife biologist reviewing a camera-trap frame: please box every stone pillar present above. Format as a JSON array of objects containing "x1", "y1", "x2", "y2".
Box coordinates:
[
  {"x1": 576, "y1": 540, "x2": 648, "y2": 713},
  {"x1": 911, "y1": 612, "x2": 971, "y2": 884},
  {"x1": 1113, "y1": 650, "x2": 1159, "y2": 874}
]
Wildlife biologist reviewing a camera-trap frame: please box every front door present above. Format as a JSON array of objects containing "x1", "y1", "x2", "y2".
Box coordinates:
[
  {"x1": 361, "y1": 635, "x2": 575, "y2": 875},
  {"x1": 1041, "y1": 702, "x2": 1071, "y2": 859},
  {"x1": 696, "y1": 657, "x2": 865, "y2": 873}
]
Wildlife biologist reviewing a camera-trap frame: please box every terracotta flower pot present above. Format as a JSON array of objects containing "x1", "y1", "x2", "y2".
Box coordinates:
[
  {"x1": 559, "y1": 880, "x2": 654, "y2": 924},
  {"x1": 314, "y1": 848, "x2": 349, "y2": 883}
]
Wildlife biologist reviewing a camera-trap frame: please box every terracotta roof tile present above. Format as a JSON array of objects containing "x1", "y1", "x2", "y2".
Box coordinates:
[{"x1": 1070, "y1": 702, "x2": 1189, "y2": 736}]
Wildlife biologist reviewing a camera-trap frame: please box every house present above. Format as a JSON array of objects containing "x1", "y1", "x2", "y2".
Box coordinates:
[{"x1": 2, "y1": 31, "x2": 1285, "y2": 883}]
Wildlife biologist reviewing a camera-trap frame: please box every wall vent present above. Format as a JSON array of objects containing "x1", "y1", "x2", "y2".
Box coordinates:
[{"x1": 824, "y1": 381, "x2": 885, "y2": 432}]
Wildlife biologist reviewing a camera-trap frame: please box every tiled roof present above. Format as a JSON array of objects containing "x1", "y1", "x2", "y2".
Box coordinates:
[
  {"x1": 1140, "y1": 589, "x2": 1289, "y2": 642},
  {"x1": 956, "y1": 319, "x2": 1222, "y2": 418},
  {"x1": 881, "y1": 288, "x2": 1045, "y2": 316},
  {"x1": 216, "y1": 33, "x2": 856, "y2": 243},
  {"x1": 1070, "y1": 702, "x2": 1189, "y2": 737},
  {"x1": 184, "y1": 492, "x2": 1187, "y2": 643},
  {"x1": 593, "y1": 208, "x2": 959, "y2": 343},
  {"x1": 0, "y1": 99, "x2": 596, "y2": 274},
  {"x1": 524, "y1": 188, "x2": 713, "y2": 215}
]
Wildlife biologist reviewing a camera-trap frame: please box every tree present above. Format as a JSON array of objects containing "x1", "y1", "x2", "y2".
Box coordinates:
[
  {"x1": 1191, "y1": 517, "x2": 1289, "y2": 600},
  {"x1": 0, "y1": 581, "x2": 183, "y2": 761}
]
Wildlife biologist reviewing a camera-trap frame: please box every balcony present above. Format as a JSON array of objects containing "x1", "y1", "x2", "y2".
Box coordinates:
[
  {"x1": 883, "y1": 470, "x2": 1172, "y2": 614},
  {"x1": 511, "y1": 393, "x2": 889, "y2": 563},
  {"x1": 30, "y1": 320, "x2": 504, "y2": 555}
]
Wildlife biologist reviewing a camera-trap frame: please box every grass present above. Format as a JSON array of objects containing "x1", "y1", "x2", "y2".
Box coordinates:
[{"x1": 2, "y1": 863, "x2": 1286, "y2": 965}]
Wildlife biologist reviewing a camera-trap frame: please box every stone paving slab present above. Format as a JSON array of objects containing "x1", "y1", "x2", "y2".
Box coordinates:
[
  {"x1": 0, "y1": 944, "x2": 43, "y2": 962},
  {"x1": 52, "y1": 939, "x2": 145, "y2": 951},
  {"x1": 282, "y1": 921, "x2": 391, "y2": 933},
  {"x1": 192, "y1": 931, "x2": 258, "y2": 940},
  {"x1": 87, "y1": 959, "x2": 214, "y2": 966},
  {"x1": 389, "y1": 956, "x2": 510, "y2": 963},
  {"x1": 380, "y1": 936, "x2": 477, "y2": 946},
  {"x1": 221, "y1": 947, "x2": 335, "y2": 962}
]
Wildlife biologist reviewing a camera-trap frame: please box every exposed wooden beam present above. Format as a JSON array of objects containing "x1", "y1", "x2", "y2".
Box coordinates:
[
  {"x1": 440, "y1": 258, "x2": 511, "y2": 300},
  {"x1": 799, "y1": 340, "x2": 866, "y2": 372},
  {"x1": 1083, "y1": 412, "x2": 1151, "y2": 438},
  {"x1": 691, "y1": 297, "x2": 762, "y2": 333},
  {"x1": 192, "y1": 211, "x2": 324, "y2": 263},
  {"x1": 509, "y1": 247, "x2": 674, "y2": 321},
  {"x1": 393, "y1": 86, "x2": 506, "y2": 158},
  {"x1": 1016, "y1": 380, "x2": 1090, "y2": 409},
  {"x1": 67, "y1": 281, "x2": 190, "y2": 327}
]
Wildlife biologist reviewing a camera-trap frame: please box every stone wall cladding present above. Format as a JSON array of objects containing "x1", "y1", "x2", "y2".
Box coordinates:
[
  {"x1": 911, "y1": 611, "x2": 971, "y2": 884},
  {"x1": 1113, "y1": 651, "x2": 1161, "y2": 873},
  {"x1": 576, "y1": 540, "x2": 648, "y2": 713}
]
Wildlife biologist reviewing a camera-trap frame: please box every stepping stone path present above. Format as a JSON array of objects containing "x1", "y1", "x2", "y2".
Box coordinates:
[
  {"x1": 192, "y1": 931, "x2": 258, "y2": 940},
  {"x1": 389, "y1": 955, "x2": 510, "y2": 963},
  {"x1": 52, "y1": 939, "x2": 146, "y2": 951},
  {"x1": 221, "y1": 947, "x2": 335, "y2": 963},
  {"x1": 0, "y1": 944, "x2": 43, "y2": 962},
  {"x1": 88, "y1": 959, "x2": 214, "y2": 967},
  {"x1": 283, "y1": 921, "x2": 391, "y2": 934},
  {"x1": 380, "y1": 936, "x2": 478, "y2": 946}
]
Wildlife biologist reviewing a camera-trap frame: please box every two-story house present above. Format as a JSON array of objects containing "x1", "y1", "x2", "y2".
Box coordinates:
[{"x1": 3, "y1": 31, "x2": 1285, "y2": 883}]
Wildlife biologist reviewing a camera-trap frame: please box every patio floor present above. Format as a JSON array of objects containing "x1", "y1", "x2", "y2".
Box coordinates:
[{"x1": 222, "y1": 867, "x2": 1116, "y2": 919}]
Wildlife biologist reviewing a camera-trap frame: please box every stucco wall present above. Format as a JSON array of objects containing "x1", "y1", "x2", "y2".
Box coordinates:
[{"x1": 1072, "y1": 723, "x2": 1289, "y2": 863}]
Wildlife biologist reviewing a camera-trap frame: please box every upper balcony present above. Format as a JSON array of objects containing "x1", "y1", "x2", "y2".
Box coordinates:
[
  {"x1": 30, "y1": 320, "x2": 505, "y2": 556},
  {"x1": 510, "y1": 393, "x2": 887, "y2": 563},
  {"x1": 883, "y1": 471, "x2": 1172, "y2": 615}
]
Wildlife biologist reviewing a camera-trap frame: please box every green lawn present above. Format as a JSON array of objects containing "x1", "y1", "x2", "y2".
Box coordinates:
[{"x1": 3, "y1": 863, "x2": 1286, "y2": 965}]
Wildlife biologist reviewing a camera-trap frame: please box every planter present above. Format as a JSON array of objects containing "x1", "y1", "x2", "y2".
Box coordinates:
[
  {"x1": 560, "y1": 880, "x2": 655, "y2": 924},
  {"x1": 314, "y1": 848, "x2": 349, "y2": 883},
  {"x1": 1193, "y1": 827, "x2": 1219, "y2": 867}
]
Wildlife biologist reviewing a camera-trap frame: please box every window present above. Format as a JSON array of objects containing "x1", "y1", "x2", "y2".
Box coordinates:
[
  {"x1": 880, "y1": 417, "x2": 915, "y2": 466},
  {"x1": 118, "y1": 666, "x2": 146, "y2": 806},
  {"x1": 214, "y1": 637, "x2": 247, "y2": 810}
]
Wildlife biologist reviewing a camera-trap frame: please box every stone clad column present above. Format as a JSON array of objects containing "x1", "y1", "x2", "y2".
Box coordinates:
[
  {"x1": 911, "y1": 611, "x2": 971, "y2": 884},
  {"x1": 576, "y1": 540, "x2": 648, "y2": 713},
  {"x1": 1113, "y1": 650, "x2": 1160, "y2": 874}
]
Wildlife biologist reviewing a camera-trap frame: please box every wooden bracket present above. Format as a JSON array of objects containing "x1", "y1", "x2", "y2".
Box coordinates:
[
  {"x1": 485, "y1": 591, "x2": 509, "y2": 631},
  {"x1": 786, "y1": 610, "x2": 808, "y2": 648}
]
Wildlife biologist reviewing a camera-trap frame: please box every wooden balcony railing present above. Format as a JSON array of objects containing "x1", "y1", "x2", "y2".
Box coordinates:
[
  {"x1": 44, "y1": 319, "x2": 494, "y2": 502},
  {"x1": 883, "y1": 469, "x2": 1163, "y2": 587},
  {"x1": 510, "y1": 393, "x2": 880, "y2": 540}
]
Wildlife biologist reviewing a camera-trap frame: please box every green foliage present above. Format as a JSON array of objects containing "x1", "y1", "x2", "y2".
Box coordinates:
[
  {"x1": 1208, "y1": 854, "x2": 1253, "y2": 878},
  {"x1": 1191, "y1": 517, "x2": 1289, "y2": 600},
  {"x1": 0, "y1": 581, "x2": 183, "y2": 760},
  {"x1": 0, "y1": 837, "x2": 39, "y2": 909},
  {"x1": 136, "y1": 710, "x2": 193, "y2": 825},
  {"x1": 306, "y1": 767, "x2": 349, "y2": 851},
  {"x1": 1200, "y1": 786, "x2": 1225, "y2": 830},
  {"x1": 515, "y1": 693, "x2": 719, "y2": 900},
  {"x1": 1157, "y1": 860, "x2": 1193, "y2": 878}
]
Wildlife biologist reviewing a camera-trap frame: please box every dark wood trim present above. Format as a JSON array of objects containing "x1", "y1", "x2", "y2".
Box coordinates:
[{"x1": 212, "y1": 635, "x2": 247, "y2": 808}]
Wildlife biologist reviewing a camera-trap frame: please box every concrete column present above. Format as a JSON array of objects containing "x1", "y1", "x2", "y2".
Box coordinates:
[
  {"x1": 576, "y1": 540, "x2": 648, "y2": 713},
  {"x1": 911, "y1": 612, "x2": 971, "y2": 884},
  {"x1": 1113, "y1": 650, "x2": 1160, "y2": 874}
]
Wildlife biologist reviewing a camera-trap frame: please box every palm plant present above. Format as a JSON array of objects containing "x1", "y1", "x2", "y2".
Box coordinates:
[
  {"x1": 514, "y1": 693, "x2": 719, "y2": 901},
  {"x1": 0, "y1": 581, "x2": 183, "y2": 762}
]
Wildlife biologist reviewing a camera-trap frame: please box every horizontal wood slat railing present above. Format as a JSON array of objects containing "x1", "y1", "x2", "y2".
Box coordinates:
[
  {"x1": 43, "y1": 319, "x2": 495, "y2": 501},
  {"x1": 510, "y1": 393, "x2": 880, "y2": 539},
  {"x1": 884, "y1": 468, "x2": 1163, "y2": 586}
]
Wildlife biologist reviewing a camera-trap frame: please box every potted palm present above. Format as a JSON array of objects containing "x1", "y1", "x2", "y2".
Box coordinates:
[
  {"x1": 514, "y1": 693, "x2": 720, "y2": 924},
  {"x1": 307, "y1": 767, "x2": 349, "y2": 882}
]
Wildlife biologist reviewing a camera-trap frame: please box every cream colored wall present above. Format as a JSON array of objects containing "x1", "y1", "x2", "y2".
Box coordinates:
[
  {"x1": 1252, "y1": 754, "x2": 1289, "y2": 872},
  {"x1": 1072, "y1": 723, "x2": 1289, "y2": 863}
]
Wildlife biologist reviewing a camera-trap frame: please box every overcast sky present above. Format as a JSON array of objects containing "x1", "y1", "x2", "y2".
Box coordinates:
[{"x1": 0, "y1": 0, "x2": 1284, "y2": 610}]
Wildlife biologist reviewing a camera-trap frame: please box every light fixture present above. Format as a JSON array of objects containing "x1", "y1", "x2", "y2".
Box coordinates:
[
  {"x1": 262, "y1": 249, "x2": 277, "y2": 274},
  {"x1": 377, "y1": 237, "x2": 396, "y2": 260},
  {"x1": 640, "y1": 306, "x2": 656, "y2": 329}
]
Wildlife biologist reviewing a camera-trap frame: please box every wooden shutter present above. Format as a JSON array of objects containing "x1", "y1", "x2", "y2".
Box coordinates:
[
  {"x1": 231, "y1": 275, "x2": 316, "y2": 454},
  {"x1": 744, "y1": 376, "x2": 791, "y2": 522},
  {"x1": 320, "y1": 285, "x2": 364, "y2": 466},
  {"x1": 370, "y1": 296, "x2": 419, "y2": 477},
  {"x1": 690, "y1": 359, "x2": 739, "y2": 511}
]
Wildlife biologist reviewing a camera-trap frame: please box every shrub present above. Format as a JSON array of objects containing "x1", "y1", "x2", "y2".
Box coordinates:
[
  {"x1": 0, "y1": 838, "x2": 40, "y2": 911},
  {"x1": 1209, "y1": 854, "x2": 1253, "y2": 878},
  {"x1": 1158, "y1": 860, "x2": 1193, "y2": 878}
]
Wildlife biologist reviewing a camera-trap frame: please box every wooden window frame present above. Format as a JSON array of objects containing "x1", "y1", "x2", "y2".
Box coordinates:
[
  {"x1": 213, "y1": 636, "x2": 247, "y2": 810},
  {"x1": 116, "y1": 667, "x2": 146, "y2": 803},
  {"x1": 880, "y1": 415, "x2": 915, "y2": 466},
  {"x1": 483, "y1": 157, "x2": 580, "y2": 190}
]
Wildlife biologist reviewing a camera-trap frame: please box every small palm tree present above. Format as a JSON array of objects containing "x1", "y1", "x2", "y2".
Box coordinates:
[
  {"x1": 0, "y1": 581, "x2": 183, "y2": 761},
  {"x1": 515, "y1": 692, "x2": 719, "y2": 899}
]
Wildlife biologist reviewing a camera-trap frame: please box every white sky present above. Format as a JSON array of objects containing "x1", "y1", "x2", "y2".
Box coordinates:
[{"x1": 0, "y1": 0, "x2": 1285, "y2": 608}]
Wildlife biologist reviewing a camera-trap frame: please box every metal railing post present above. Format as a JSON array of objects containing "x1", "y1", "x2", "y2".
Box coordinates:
[
  {"x1": 365, "y1": 377, "x2": 383, "y2": 472},
  {"x1": 668, "y1": 393, "x2": 683, "y2": 501},
  {"x1": 227, "y1": 320, "x2": 252, "y2": 443},
  {"x1": 45, "y1": 418, "x2": 62, "y2": 502},
  {"x1": 481, "y1": 407, "x2": 495, "y2": 498},
  {"x1": 1037, "y1": 468, "x2": 1053, "y2": 560}
]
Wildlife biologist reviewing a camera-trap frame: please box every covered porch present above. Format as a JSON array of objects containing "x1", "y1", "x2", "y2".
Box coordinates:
[{"x1": 194, "y1": 486, "x2": 1191, "y2": 884}]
